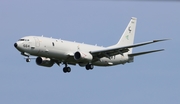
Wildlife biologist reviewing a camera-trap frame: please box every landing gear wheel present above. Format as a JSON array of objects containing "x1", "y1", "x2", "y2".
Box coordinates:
[
  {"x1": 26, "y1": 58, "x2": 30, "y2": 62},
  {"x1": 86, "y1": 64, "x2": 94, "y2": 70},
  {"x1": 63, "y1": 67, "x2": 67, "y2": 73},
  {"x1": 89, "y1": 64, "x2": 94, "y2": 69},
  {"x1": 63, "y1": 67, "x2": 71, "y2": 73},
  {"x1": 66, "y1": 67, "x2": 71, "y2": 72},
  {"x1": 86, "y1": 65, "x2": 90, "y2": 70}
]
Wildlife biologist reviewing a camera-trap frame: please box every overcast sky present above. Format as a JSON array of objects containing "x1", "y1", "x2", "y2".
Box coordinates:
[{"x1": 0, "y1": 1, "x2": 179, "y2": 104}]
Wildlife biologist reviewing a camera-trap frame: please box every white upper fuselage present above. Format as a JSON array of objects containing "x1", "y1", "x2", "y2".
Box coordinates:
[{"x1": 15, "y1": 36, "x2": 130, "y2": 66}]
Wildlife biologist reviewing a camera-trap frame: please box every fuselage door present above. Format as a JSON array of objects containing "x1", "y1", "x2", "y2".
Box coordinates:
[
  {"x1": 29, "y1": 37, "x2": 40, "y2": 55},
  {"x1": 34, "y1": 37, "x2": 40, "y2": 47}
]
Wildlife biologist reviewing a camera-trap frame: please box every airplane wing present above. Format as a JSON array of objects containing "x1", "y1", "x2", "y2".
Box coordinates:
[{"x1": 90, "y1": 39, "x2": 168, "y2": 58}]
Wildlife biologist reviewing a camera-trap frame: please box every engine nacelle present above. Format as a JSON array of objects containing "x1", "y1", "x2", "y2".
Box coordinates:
[
  {"x1": 36, "y1": 57, "x2": 54, "y2": 67},
  {"x1": 74, "y1": 51, "x2": 93, "y2": 62}
]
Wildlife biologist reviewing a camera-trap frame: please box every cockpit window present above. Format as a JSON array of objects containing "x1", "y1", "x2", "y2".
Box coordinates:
[
  {"x1": 19, "y1": 39, "x2": 25, "y2": 41},
  {"x1": 18, "y1": 39, "x2": 29, "y2": 41}
]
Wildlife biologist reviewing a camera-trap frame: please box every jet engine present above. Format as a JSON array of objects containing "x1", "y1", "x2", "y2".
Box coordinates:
[
  {"x1": 74, "y1": 51, "x2": 93, "y2": 62},
  {"x1": 36, "y1": 57, "x2": 54, "y2": 67}
]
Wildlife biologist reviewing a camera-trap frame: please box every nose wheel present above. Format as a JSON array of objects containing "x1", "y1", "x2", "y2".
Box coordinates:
[
  {"x1": 25, "y1": 56, "x2": 30, "y2": 62},
  {"x1": 26, "y1": 58, "x2": 30, "y2": 62}
]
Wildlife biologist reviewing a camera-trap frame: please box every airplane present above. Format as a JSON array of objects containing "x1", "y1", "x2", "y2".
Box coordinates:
[{"x1": 14, "y1": 17, "x2": 168, "y2": 73}]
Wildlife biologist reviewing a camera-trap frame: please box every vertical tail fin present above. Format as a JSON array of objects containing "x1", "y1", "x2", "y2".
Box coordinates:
[{"x1": 115, "y1": 17, "x2": 137, "y2": 54}]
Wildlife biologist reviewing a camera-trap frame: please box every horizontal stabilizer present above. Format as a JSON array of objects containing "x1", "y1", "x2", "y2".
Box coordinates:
[
  {"x1": 126, "y1": 39, "x2": 169, "y2": 48},
  {"x1": 128, "y1": 49, "x2": 164, "y2": 57}
]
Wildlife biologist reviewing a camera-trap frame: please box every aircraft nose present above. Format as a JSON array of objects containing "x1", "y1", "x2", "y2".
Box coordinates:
[{"x1": 14, "y1": 43, "x2": 18, "y2": 48}]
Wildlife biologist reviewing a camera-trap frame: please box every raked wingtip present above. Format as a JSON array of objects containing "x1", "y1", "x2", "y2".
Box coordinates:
[{"x1": 153, "y1": 39, "x2": 170, "y2": 42}]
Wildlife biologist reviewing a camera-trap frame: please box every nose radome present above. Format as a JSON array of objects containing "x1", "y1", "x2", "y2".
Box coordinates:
[{"x1": 14, "y1": 43, "x2": 17, "y2": 48}]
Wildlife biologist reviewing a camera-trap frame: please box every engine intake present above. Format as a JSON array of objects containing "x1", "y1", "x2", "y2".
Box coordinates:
[
  {"x1": 36, "y1": 57, "x2": 54, "y2": 67},
  {"x1": 74, "y1": 51, "x2": 93, "y2": 62}
]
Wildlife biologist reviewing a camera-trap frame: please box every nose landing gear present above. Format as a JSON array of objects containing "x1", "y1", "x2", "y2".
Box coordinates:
[
  {"x1": 26, "y1": 58, "x2": 31, "y2": 62},
  {"x1": 21, "y1": 52, "x2": 31, "y2": 62}
]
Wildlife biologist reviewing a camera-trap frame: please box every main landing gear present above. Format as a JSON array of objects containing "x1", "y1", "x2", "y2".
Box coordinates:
[
  {"x1": 63, "y1": 63, "x2": 71, "y2": 73},
  {"x1": 63, "y1": 67, "x2": 71, "y2": 73},
  {"x1": 62, "y1": 63, "x2": 94, "y2": 73},
  {"x1": 85, "y1": 64, "x2": 94, "y2": 70}
]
